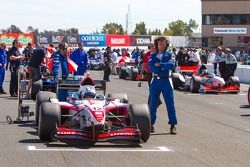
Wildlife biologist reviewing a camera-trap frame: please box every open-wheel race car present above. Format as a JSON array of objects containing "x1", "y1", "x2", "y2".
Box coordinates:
[
  {"x1": 118, "y1": 59, "x2": 148, "y2": 81},
  {"x1": 172, "y1": 65, "x2": 240, "y2": 93},
  {"x1": 37, "y1": 74, "x2": 151, "y2": 145}
]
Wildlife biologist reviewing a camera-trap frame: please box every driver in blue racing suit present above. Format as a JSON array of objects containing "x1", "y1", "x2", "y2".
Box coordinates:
[
  {"x1": 149, "y1": 36, "x2": 177, "y2": 134},
  {"x1": 52, "y1": 43, "x2": 69, "y2": 101},
  {"x1": 70, "y1": 42, "x2": 88, "y2": 75}
]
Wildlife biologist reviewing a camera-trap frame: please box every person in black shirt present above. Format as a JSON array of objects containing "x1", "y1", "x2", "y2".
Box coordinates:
[
  {"x1": 22, "y1": 43, "x2": 33, "y2": 65},
  {"x1": 27, "y1": 46, "x2": 46, "y2": 97},
  {"x1": 175, "y1": 47, "x2": 189, "y2": 66},
  {"x1": 9, "y1": 40, "x2": 25, "y2": 97},
  {"x1": 103, "y1": 46, "x2": 113, "y2": 82}
]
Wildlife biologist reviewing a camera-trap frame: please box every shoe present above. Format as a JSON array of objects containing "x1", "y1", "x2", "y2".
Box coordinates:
[
  {"x1": 151, "y1": 125, "x2": 155, "y2": 133},
  {"x1": 170, "y1": 125, "x2": 177, "y2": 135},
  {"x1": 0, "y1": 90, "x2": 7, "y2": 94}
]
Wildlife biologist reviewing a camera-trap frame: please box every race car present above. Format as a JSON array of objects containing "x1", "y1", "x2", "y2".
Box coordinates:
[
  {"x1": 37, "y1": 74, "x2": 151, "y2": 144},
  {"x1": 118, "y1": 59, "x2": 148, "y2": 81},
  {"x1": 172, "y1": 65, "x2": 240, "y2": 93},
  {"x1": 89, "y1": 59, "x2": 103, "y2": 70}
]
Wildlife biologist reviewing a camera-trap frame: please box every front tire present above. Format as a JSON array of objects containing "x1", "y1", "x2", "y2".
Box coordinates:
[
  {"x1": 129, "y1": 104, "x2": 151, "y2": 142},
  {"x1": 190, "y1": 76, "x2": 201, "y2": 93},
  {"x1": 38, "y1": 102, "x2": 61, "y2": 141},
  {"x1": 36, "y1": 91, "x2": 57, "y2": 125}
]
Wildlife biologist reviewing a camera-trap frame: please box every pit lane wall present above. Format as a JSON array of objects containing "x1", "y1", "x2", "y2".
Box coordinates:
[{"x1": 205, "y1": 64, "x2": 250, "y2": 84}]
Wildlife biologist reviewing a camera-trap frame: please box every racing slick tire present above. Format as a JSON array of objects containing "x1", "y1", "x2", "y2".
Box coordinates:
[
  {"x1": 171, "y1": 73, "x2": 182, "y2": 90},
  {"x1": 31, "y1": 79, "x2": 43, "y2": 100},
  {"x1": 248, "y1": 86, "x2": 250, "y2": 105},
  {"x1": 190, "y1": 76, "x2": 201, "y2": 93},
  {"x1": 119, "y1": 69, "x2": 126, "y2": 79},
  {"x1": 38, "y1": 102, "x2": 61, "y2": 141},
  {"x1": 131, "y1": 68, "x2": 138, "y2": 81},
  {"x1": 228, "y1": 76, "x2": 240, "y2": 87},
  {"x1": 129, "y1": 104, "x2": 151, "y2": 142},
  {"x1": 107, "y1": 93, "x2": 128, "y2": 103},
  {"x1": 35, "y1": 91, "x2": 57, "y2": 125}
]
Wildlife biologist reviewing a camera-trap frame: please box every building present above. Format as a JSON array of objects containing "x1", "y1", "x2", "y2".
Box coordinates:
[{"x1": 201, "y1": 0, "x2": 250, "y2": 50}]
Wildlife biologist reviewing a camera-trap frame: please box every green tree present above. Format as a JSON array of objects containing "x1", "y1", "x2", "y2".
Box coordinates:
[
  {"x1": 163, "y1": 28, "x2": 173, "y2": 36},
  {"x1": 151, "y1": 28, "x2": 162, "y2": 35},
  {"x1": 6, "y1": 25, "x2": 23, "y2": 33},
  {"x1": 132, "y1": 22, "x2": 147, "y2": 35},
  {"x1": 166, "y1": 19, "x2": 198, "y2": 37},
  {"x1": 101, "y1": 23, "x2": 125, "y2": 34},
  {"x1": 26, "y1": 26, "x2": 39, "y2": 36}
]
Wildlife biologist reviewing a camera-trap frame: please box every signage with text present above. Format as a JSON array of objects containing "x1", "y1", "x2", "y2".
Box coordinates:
[
  {"x1": 80, "y1": 34, "x2": 106, "y2": 47},
  {"x1": 106, "y1": 34, "x2": 130, "y2": 46},
  {"x1": 214, "y1": 28, "x2": 247, "y2": 34},
  {"x1": 0, "y1": 33, "x2": 34, "y2": 47},
  {"x1": 130, "y1": 35, "x2": 151, "y2": 46}
]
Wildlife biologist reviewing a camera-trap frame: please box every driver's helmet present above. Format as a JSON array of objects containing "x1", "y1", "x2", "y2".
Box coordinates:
[
  {"x1": 201, "y1": 69, "x2": 208, "y2": 76},
  {"x1": 78, "y1": 85, "x2": 96, "y2": 99}
]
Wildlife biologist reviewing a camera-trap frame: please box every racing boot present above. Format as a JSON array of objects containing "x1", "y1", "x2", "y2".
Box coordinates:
[
  {"x1": 170, "y1": 125, "x2": 177, "y2": 135},
  {"x1": 0, "y1": 87, "x2": 7, "y2": 94}
]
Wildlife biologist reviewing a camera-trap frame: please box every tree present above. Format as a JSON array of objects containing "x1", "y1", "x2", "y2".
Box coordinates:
[
  {"x1": 26, "y1": 26, "x2": 39, "y2": 36},
  {"x1": 163, "y1": 28, "x2": 173, "y2": 36},
  {"x1": 166, "y1": 19, "x2": 198, "y2": 37},
  {"x1": 101, "y1": 23, "x2": 125, "y2": 34},
  {"x1": 132, "y1": 22, "x2": 147, "y2": 35},
  {"x1": 150, "y1": 28, "x2": 162, "y2": 35},
  {"x1": 6, "y1": 25, "x2": 23, "y2": 33}
]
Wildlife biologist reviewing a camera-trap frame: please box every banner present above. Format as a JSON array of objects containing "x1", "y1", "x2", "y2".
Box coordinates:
[
  {"x1": 52, "y1": 35, "x2": 67, "y2": 43},
  {"x1": 214, "y1": 28, "x2": 247, "y2": 34},
  {"x1": 66, "y1": 35, "x2": 79, "y2": 44},
  {"x1": 0, "y1": 33, "x2": 34, "y2": 47},
  {"x1": 36, "y1": 34, "x2": 51, "y2": 45},
  {"x1": 80, "y1": 34, "x2": 106, "y2": 47},
  {"x1": 106, "y1": 34, "x2": 130, "y2": 47},
  {"x1": 130, "y1": 35, "x2": 151, "y2": 46}
]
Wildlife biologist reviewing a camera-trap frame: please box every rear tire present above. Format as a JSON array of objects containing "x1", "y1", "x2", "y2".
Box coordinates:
[
  {"x1": 38, "y1": 102, "x2": 61, "y2": 141},
  {"x1": 228, "y1": 76, "x2": 240, "y2": 87},
  {"x1": 107, "y1": 93, "x2": 128, "y2": 103},
  {"x1": 190, "y1": 76, "x2": 201, "y2": 93},
  {"x1": 31, "y1": 79, "x2": 43, "y2": 100},
  {"x1": 119, "y1": 69, "x2": 126, "y2": 79},
  {"x1": 129, "y1": 104, "x2": 151, "y2": 142},
  {"x1": 36, "y1": 91, "x2": 57, "y2": 125},
  {"x1": 171, "y1": 73, "x2": 182, "y2": 89},
  {"x1": 131, "y1": 68, "x2": 138, "y2": 81}
]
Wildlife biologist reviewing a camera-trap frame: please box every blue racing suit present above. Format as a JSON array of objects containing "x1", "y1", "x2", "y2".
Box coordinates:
[
  {"x1": 52, "y1": 51, "x2": 69, "y2": 101},
  {"x1": 132, "y1": 50, "x2": 141, "y2": 65},
  {"x1": 0, "y1": 49, "x2": 6, "y2": 89},
  {"x1": 149, "y1": 51, "x2": 177, "y2": 125},
  {"x1": 70, "y1": 49, "x2": 88, "y2": 75}
]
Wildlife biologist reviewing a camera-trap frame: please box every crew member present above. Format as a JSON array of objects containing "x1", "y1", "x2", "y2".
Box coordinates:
[
  {"x1": 22, "y1": 43, "x2": 33, "y2": 65},
  {"x1": 103, "y1": 46, "x2": 113, "y2": 82},
  {"x1": 70, "y1": 42, "x2": 88, "y2": 75},
  {"x1": 149, "y1": 36, "x2": 177, "y2": 134},
  {"x1": 0, "y1": 43, "x2": 7, "y2": 94},
  {"x1": 52, "y1": 43, "x2": 69, "y2": 101},
  {"x1": 9, "y1": 40, "x2": 25, "y2": 97},
  {"x1": 214, "y1": 47, "x2": 226, "y2": 77},
  {"x1": 224, "y1": 48, "x2": 237, "y2": 82}
]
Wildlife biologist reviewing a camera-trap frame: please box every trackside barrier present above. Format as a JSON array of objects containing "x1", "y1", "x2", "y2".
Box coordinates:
[{"x1": 205, "y1": 64, "x2": 250, "y2": 84}]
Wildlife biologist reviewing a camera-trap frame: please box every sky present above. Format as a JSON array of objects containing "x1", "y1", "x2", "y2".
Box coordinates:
[{"x1": 1, "y1": 0, "x2": 201, "y2": 34}]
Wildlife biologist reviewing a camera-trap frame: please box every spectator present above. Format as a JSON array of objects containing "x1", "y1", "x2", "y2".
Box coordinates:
[
  {"x1": 103, "y1": 46, "x2": 113, "y2": 82},
  {"x1": 22, "y1": 43, "x2": 33, "y2": 65}
]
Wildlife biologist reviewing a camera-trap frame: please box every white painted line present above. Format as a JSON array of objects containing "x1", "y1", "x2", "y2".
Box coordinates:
[
  {"x1": 28, "y1": 145, "x2": 172, "y2": 152},
  {"x1": 239, "y1": 93, "x2": 246, "y2": 96}
]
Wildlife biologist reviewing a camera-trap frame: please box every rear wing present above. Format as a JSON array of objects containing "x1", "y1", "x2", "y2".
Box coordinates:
[
  {"x1": 57, "y1": 79, "x2": 106, "y2": 95},
  {"x1": 178, "y1": 65, "x2": 199, "y2": 73}
]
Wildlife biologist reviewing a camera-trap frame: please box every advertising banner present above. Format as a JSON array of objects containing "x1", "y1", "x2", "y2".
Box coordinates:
[
  {"x1": 214, "y1": 28, "x2": 247, "y2": 34},
  {"x1": 36, "y1": 34, "x2": 51, "y2": 45},
  {"x1": 80, "y1": 34, "x2": 106, "y2": 47},
  {"x1": 106, "y1": 34, "x2": 130, "y2": 47},
  {"x1": 0, "y1": 33, "x2": 34, "y2": 47},
  {"x1": 52, "y1": 35, "x2": 67, "y2": 43},
  {"x1": 130, "y1": 35, "x2": 151, "y2": 46}
]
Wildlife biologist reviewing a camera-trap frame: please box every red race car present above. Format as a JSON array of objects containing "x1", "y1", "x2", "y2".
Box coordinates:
[{"x1": 37, "y1": 75, "x2": 151, "y2": 144}]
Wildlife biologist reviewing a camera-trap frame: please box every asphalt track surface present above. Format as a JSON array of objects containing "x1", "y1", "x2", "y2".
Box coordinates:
[{"x1": 0, "y1": 70, "x2": 250, "y2": 167}]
